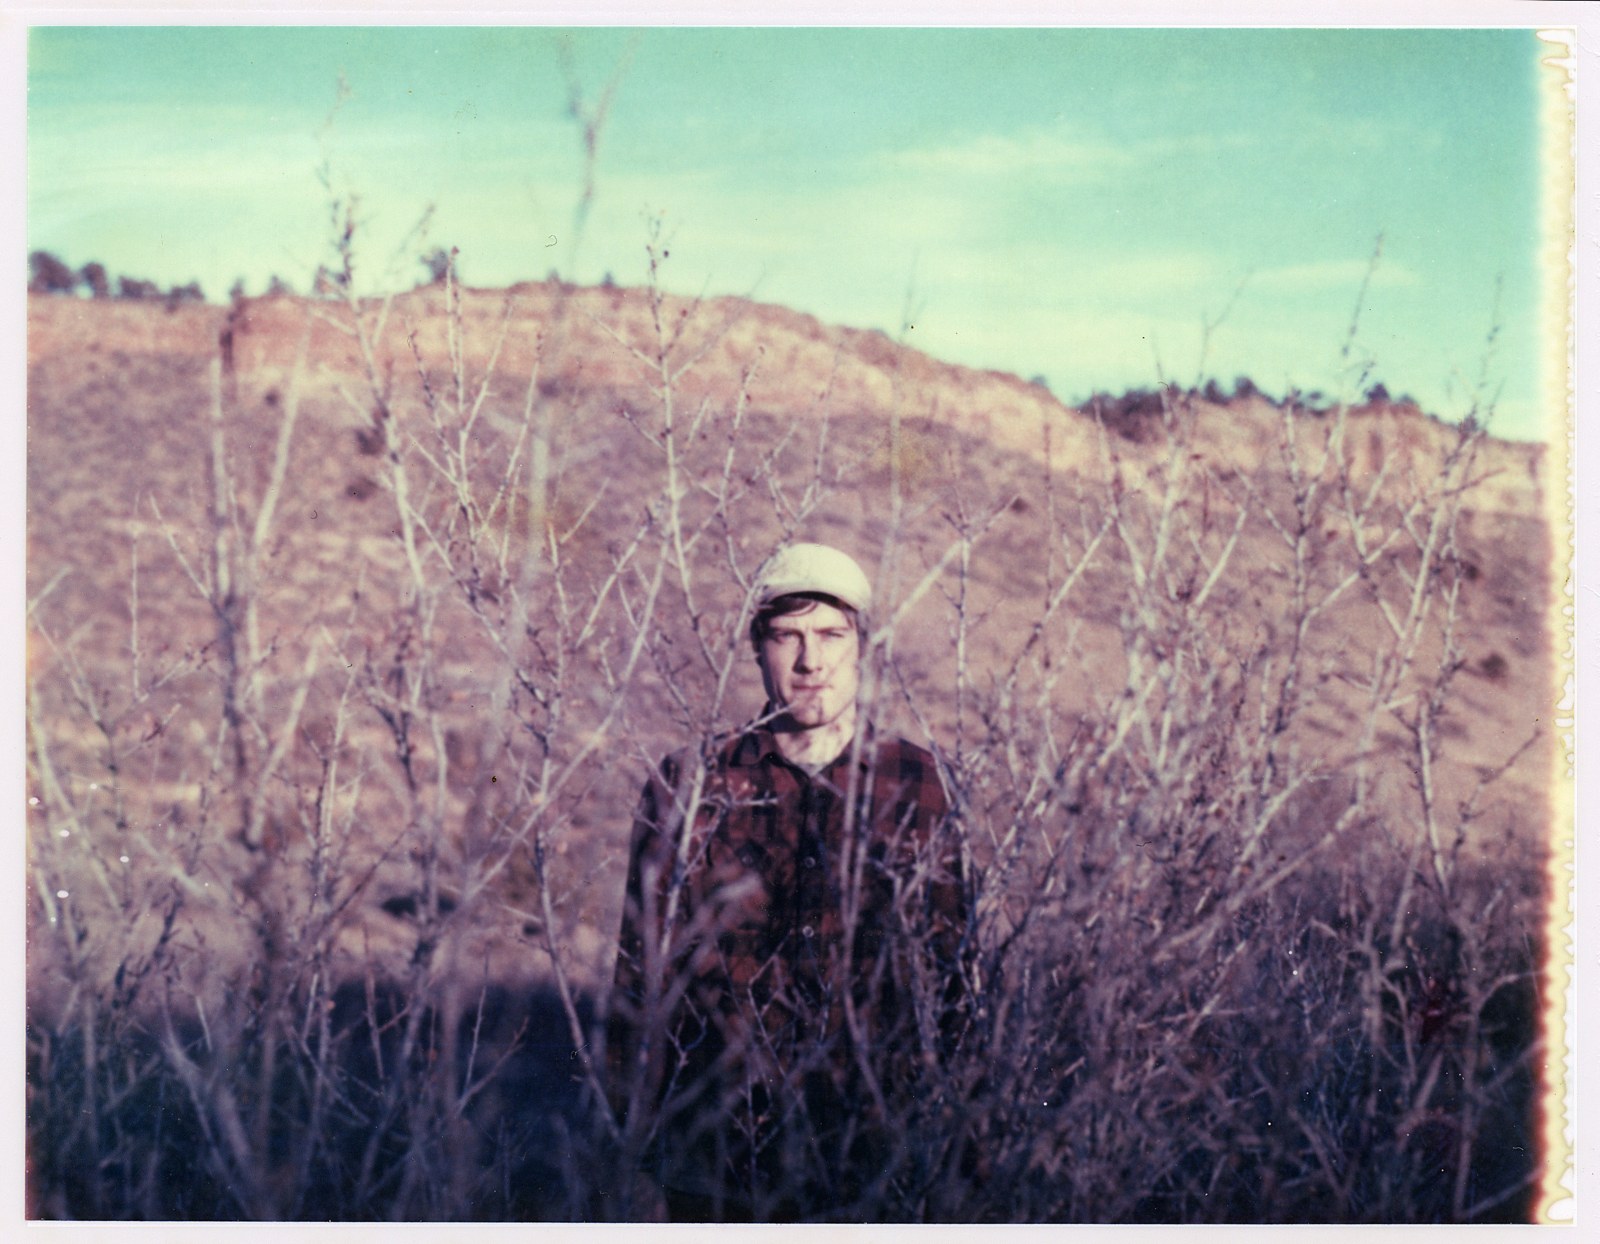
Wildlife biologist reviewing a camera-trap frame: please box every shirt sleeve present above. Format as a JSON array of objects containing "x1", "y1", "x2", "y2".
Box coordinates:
[
  {"x1": 924, "y1": 764, "x2": 970, "y2": 1040},
  {"x1": 605, "y1": 754, "x2": 681, "y2": 1126},
  {"x1": 869, "y1": 741, "x2": 969, "y2": 1058}
]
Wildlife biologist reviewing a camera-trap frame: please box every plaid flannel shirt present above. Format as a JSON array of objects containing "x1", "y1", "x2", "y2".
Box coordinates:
[{"x1": 607, "y1": 724, "x2": 966, "y2": 1134}]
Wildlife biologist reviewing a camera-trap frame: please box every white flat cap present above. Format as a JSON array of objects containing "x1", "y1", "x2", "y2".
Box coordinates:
[{"x1": 755, "y1": 543, "x2": 873, "y2": 614}]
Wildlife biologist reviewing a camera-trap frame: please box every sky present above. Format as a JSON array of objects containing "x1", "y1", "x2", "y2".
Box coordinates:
[{"x1": 21, "y1": 20, "x2": 1573, "y2": 441}]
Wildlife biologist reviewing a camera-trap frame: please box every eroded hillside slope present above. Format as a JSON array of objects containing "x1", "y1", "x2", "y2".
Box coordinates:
[{"x1": 26, "y1": 285, "x2": 1557, "y2": 1001}]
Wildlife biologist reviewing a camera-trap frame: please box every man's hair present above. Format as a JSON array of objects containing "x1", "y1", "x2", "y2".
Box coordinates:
[{"x1": 749, "y1": 592, "x2": 866, "y2": 651}]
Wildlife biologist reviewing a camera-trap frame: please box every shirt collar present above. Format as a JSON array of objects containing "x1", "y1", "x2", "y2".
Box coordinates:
[{"x1": 732, "y1": 716, "x2": 876, "y2": 776}]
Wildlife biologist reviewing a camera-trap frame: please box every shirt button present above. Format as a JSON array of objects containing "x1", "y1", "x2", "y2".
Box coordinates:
[
  {"x1": 803, "y1": 855, "x2": 817, "y2": 869},
  {"x1": 801, "y1": 925, "x2": 815, "y2": 939}
]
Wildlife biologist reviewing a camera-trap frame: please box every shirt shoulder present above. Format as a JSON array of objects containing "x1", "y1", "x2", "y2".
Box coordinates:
[
  {"x1": 870, "y1": 734, "x2": 942, "y2": 777},
  {"x1": 864, "y1": 735, "x2": 948, "y2": 815},
  {"x1": 649, "y1": 728, "x2": 773, "y2": 797}
]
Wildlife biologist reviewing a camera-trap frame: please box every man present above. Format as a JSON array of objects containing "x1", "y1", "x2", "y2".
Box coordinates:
[{"x1": 606, "y1": 543, "x2": 968, "y2": 1221}]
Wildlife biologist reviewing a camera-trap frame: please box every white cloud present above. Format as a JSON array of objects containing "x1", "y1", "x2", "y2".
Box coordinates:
[
  {"x1": 1250, "y1": 258, "x2": 1423, "y2": 293},
  {"x1": 888, "y1": 123, "x2": 1136, "y2": 183}
]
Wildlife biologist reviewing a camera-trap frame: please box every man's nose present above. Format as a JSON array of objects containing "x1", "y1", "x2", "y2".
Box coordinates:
[{"x1": 794, "y1": 637, "x2": 818, "y2": 671}]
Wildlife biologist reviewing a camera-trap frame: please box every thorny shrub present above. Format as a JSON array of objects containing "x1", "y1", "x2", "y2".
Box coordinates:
[{"x1": 25, "y1": 227, "x2": 1549, "y2": 1220}]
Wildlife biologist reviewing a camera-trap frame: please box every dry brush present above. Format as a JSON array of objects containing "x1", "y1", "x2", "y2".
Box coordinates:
[{"x1": 24, "y1": 218, "x2": 1552, "y2": 1219}]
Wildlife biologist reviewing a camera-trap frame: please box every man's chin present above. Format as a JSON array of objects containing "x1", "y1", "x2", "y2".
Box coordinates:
[{"x1": 777, "y1": 701, "x2": 836, "y2": 730}]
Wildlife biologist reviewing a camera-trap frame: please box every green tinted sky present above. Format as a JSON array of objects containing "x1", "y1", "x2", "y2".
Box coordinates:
[{"x1": 27, "y1": 24, "x2": 1562, "y2": 438}]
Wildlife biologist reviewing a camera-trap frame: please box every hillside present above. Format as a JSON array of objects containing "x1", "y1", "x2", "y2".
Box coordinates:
[
  {"x1": 21, "y1": 287, "x2": 1548, "y2": 745},
  {"x1": 27, "y1": 285, "x2": 1558, "y2": 987},
  {"x1": 24, "y1": 283, "x2": 1561, "y2": 1221}
]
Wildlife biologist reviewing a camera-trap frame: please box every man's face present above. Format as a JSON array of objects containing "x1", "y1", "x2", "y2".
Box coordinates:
[{"x1": 757, "y1": 599, "x2": 862, "y2": 731}]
